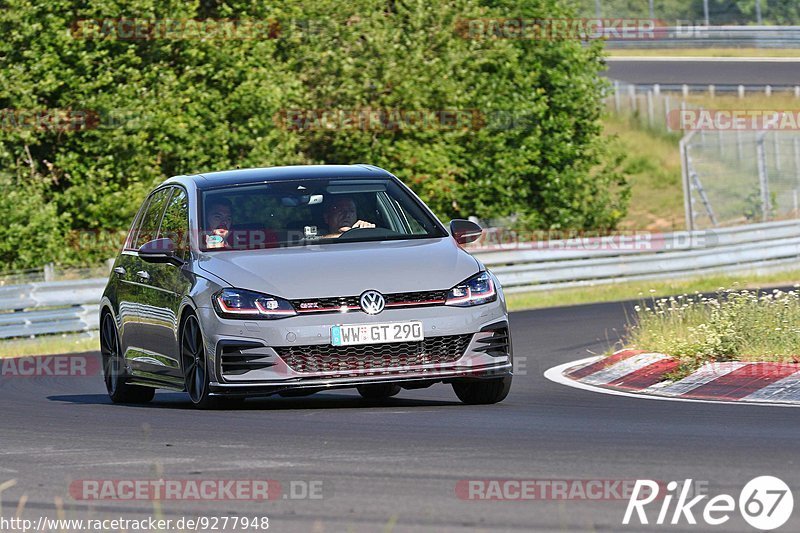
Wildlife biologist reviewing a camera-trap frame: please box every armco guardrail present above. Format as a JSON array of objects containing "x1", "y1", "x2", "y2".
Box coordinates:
[
  {"x1": 0, "y1": 279, "x2": 106, "y2": 311},
  {"x1": 2, "y1": 219, "x2": 800, "y2": 339},
  {"x1": 0, "y1": 305, "x2": 99, "y2": 339},
  {"x1": 606, "y1": 25, "x2": 800, "y2": 49},
  {"x1": 474, "y1": 219, "x2": 800, "y2": 292},
  {"x1": 0, "y1": 279, "x2": 105, "y2": 339}
]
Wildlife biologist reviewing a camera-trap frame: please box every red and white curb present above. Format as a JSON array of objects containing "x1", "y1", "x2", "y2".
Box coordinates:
[{"x1": 545, "y1": 350, "x2": 800, "y2": 407}]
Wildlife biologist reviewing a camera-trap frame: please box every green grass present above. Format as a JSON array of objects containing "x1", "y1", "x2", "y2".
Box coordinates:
[
  {"x1": 505, "y1": 268, "x2": 800, "y2": 312},
  {"x1": 608, "y1": 48, "x2": 800, "y2": 58},
  {"x1": 0, "y1": 334, "x2": 98, "y2": 359},
  {"x1": 603, "y1": 114, "x2": 685, "y2": 232},
  {"x1": 623, "y1": 285, "x2": 800, "y2": 378}
]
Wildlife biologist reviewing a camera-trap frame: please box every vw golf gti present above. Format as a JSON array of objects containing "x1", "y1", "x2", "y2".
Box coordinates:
[{"x1": 100, "y1": 165, "x2": 513, "y2": 408}]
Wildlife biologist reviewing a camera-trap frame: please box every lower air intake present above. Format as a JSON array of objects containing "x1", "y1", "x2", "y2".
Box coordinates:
[{"x1": 275, "y1": 334, "x2": 472, "y2": 374}]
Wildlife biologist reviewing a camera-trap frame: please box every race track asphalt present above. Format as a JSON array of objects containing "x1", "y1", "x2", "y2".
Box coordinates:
[
  {"x1": 604, "y1": 57, "x2": 800, "y2": 86},
  {"x1": 2, "y1": 300, "x2": 799, "y2": 532}
]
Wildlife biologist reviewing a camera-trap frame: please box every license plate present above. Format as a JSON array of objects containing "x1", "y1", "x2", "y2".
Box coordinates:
[{"x1": 331, "y1": 321, "x2": 424, "y2": 346}]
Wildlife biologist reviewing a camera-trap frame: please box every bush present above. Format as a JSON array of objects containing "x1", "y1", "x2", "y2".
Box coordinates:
[{"x1": 0, "y1": 157, "x2": 69, "y2": 269}]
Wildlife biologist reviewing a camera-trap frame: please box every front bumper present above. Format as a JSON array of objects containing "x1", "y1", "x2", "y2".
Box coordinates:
[{"x1": 196, "y1": 301, "x2": 512, "y2": 397}]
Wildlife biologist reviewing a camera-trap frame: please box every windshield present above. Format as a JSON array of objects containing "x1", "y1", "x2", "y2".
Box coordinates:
[{"x1": 200, "y1": 178, "x2": 447, "y2": 251}]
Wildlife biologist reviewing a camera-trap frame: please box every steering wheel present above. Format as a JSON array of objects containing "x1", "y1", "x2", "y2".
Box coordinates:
[{"x1": 338, "y1": 226, "x2": 365, "y2": 238}]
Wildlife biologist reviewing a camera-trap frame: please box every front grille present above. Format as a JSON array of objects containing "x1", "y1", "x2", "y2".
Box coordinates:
[
  {"x1": 385, "y1": 290, "x2": 448, "y2": 306},
  {"x1": 275, "y1": 334, "x2": 472, "y2": 374},
  {"x1": 291, "y1": 290, "x2": 448, "y2": 314}
]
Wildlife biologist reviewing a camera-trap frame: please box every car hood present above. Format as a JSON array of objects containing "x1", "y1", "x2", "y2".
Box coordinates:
[{"x1": 195, "y1": 237, "x2": 480, "y2": 299}]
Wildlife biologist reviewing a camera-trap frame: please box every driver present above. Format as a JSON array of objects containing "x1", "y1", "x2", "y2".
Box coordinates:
[
  {"x1": 205, "y1": 198, "x2": 233, "y2": 249},
  {"x1": 322, "y1": 196, "x2": 375, "y2": 238}
]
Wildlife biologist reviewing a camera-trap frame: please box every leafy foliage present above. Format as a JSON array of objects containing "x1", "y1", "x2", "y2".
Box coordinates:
[{"x1": 0, "y1": 0, "x2": 628, "y2": 268}]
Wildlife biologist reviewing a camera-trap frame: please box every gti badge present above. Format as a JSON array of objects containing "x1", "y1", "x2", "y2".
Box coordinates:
[{"x1": 360, "y1": 290, "x2": 385, "y2": 315}]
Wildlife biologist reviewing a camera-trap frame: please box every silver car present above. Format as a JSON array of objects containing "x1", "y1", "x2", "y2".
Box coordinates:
[{"x1": 100, "y1": 165, "x2": 512, "y2": 408}]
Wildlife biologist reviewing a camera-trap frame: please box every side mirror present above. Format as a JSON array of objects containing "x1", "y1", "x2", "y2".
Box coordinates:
[
  {"x1": 449, "y1": 219, "x2": 483, "y2": 245},
  {"x1": 139, "y1": 238, "x2": 183, "y2": 266}
]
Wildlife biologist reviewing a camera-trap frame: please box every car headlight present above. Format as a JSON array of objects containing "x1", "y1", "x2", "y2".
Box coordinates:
[
  {"x1": 445, "y1": 271, "x2": 497, "y2": 307},
  {"x1": 213, "y1": 288, "x2": 297, "y2": 319}
]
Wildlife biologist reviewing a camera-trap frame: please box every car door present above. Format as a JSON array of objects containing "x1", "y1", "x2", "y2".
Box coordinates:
[
  {"x1": 133, "y1": 186, "x2": 191, "y2": 386},
  {"x1": 124, "y1": 186, "x2": 175, "y2": 382},
  {"x1": 113, "y1": 197, "x2": 150, "y2": 359}
]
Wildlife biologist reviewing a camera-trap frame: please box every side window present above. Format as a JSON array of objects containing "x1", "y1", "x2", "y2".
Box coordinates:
[
  {"x1": 399, "y1": 202, "x2": 426, "y2": 234},
  {"x1": 134, "y1": 188, "x2": 172, "y2": 249},
  {"x1": 159, "y1": 187, "x2": 189, "y2": 259},
  {"x1": 377, "y1": 191, "x2": 425, "y2": 234},
  {"x1": 376, "y1": 192, "x2": 402, "y2": 232},
  {"x1": 124, "y1": 197, "x2": 151, "y2": 251}
]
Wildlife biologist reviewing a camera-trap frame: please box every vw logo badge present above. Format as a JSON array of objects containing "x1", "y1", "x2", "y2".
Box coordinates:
[{"x1": 360, "y1": 290, "x2": 385, "y2": 315}]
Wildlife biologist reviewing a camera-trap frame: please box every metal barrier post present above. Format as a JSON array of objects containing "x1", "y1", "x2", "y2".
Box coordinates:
[
  {"x1": 756, "y1": 132, "x2": 772, "y2": 221},
  {"x1": 680, "y1": 130, "x2": 697, "y2": 231}
]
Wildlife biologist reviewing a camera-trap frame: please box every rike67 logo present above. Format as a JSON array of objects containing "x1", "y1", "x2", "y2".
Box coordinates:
[{"x1": 624, "y1": 476, "x2": 794, "y2": 530}]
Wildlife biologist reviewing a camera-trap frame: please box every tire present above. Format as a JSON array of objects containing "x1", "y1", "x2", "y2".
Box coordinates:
[
  {"x1": 181, "y1": 313, "x2": 218, "y2": 409},
  {"x1": 100, "y1": 313, "x2": 155, "y2": 404},
  {"x1": 452, "y1": 376, "x2": 511, "y2": 405},
  {"x1": 357, "y1": 383, "x2": 401, "y2": 400}
]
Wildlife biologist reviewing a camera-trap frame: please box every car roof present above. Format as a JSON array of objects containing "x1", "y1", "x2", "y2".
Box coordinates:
[{"x1": 176, "y1": 164, "x2": 394, "y2": 190}]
